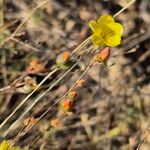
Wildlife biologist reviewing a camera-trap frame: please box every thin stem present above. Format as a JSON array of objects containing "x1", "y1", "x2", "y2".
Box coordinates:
[
  {"x1": 0, "y1": 85, "x2": 11, "y2": 92},
  {"x1": 113, "y1": 0, "x2": 136, "y2": 18},
  {"x1": 71, "y1": 36, "x2": 91, "y2": 55},
  {"x1": 0, "y1": 67, "x2": 59, "y2": 129},
  {"x1": 136, "y1": 127, "x2": 150, "y2": 150},
  {"x1": 0, "y1": 72, "x2": 28, "y2": 92},
  {"x1": 11, "y1": 61, "x2": 93, "y2": 144},
  {"x1": 5, "y1": 57, "x2": 82, "y2": 136}
]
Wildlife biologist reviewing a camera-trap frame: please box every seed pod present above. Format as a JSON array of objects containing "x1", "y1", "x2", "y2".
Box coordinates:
[
  {"x1": 56, "y1": 51, "x2": 72, "y2": 70},
  {"x1": 23, "y1": 84, "x2": 32, "y2": 93},
  {"x1": 24, "y1": 76, "x2": 37, "y2": 89},
  {"x1": 62, "y1": 98, "x2": 72, "y2": 111},
  {"x1": 93, "y1": 47, "x2": 111, "y2": 62},
  {"x1": 50, "y1": 118, "x2": 59, "y2": 127},
  {"x1": 26, "y1": 57, "x2": 45, "y2": 73},
  {"x1": 56, "y1": 51, "x2": 70, "y2": 64},
  {"x1": 76, "y1": 79, "x2": 85, "y2": 87},
  {"x1": 68, "y1": 91, "x2": 77, "y2": 99},
  {"x1": 23, "y1": 117, "x2": 37, "y2": 126}
]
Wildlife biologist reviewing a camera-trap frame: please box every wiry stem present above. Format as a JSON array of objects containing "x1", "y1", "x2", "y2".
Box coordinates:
[
  {"x1": 136, "y1": 127, "x2": 150, "y2": 150},
  {"x1": 0, "y1": 67, "x2": 59, "y2": 129},
  {"x1": 11, "y1": 61, "x2": 93, "y2": 145},
  {"x1": 113, "y1": 0, "x2": 136, "y2": 18},
  {"x1": 5, "y1": 57, "x2": 82, "y2": 136}
]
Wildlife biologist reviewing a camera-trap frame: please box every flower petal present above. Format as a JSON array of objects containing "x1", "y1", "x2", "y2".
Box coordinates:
[
  {"x1": 89, "y1": 15, "x2": 123, "y2": 47},
  {"x1": 97, "y1": 15, "x2": 114, "y2": 24},
  {"x1": 89, "y1": 20, "x2": 99, "y2": 32},
  {"x1": 105, "y1": 34, "x2": 121, "y2": 47},
  {"x1": 107, "y1": 22, "x2": 123, "y2": 35},
  {"x1": 91, "y1": 34, "x2": 105, "y2": 47}
]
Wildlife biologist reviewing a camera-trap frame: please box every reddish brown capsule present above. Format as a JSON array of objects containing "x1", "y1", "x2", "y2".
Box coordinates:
[
  {"x1": 93, "y1": 47, "x2": 111, "y2": 62},
  {"x1": 76, "y1": 79, "x2": 85, "y2": 87},
  {"x1": 56, "y1": 51, "x2": 70, "y2": 65},
  {"x1": 23, "y1": 117, "x2": 37, "y2": 126},
  {"x1": 50, "y1": 118, "x2": 60, "y2": 127},
  {"x1": 26, "y1": 58, "x2": 45, "y2": 73},
  {"x1": 62, "y1": 98, "x2": 72, "y2": 111},
  {"x1": 68, "y1": 91, "x2": 77, "y2": 99}
]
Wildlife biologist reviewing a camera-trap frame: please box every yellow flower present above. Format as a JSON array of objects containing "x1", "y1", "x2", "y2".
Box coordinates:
[
  {"x1": 89, "y1": 15, "x2": 123, "y2": 47},
  {"x1": 0, "y1": 141, "x2": 9, "y2": 150},
  {"x1": 0, "y1": 140, "x2": 21, "y2": 150}
]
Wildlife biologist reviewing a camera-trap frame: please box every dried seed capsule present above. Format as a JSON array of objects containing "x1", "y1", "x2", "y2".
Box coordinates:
[
  {"x1": 76, "y1": 79, "x2": 85, "y2": 87},
  {"x1": 56, "y1": 51, "x2": 72, "y2": 70},
  {"x1": 56, "y1": 51, "x2": 70, "y2": 64},
  {"x1": 50, "y1": 119, "x2": 59, "y2": 127},
  {"x1": 23, "y1": 117, "x2": 37, "y2": 126},
  {"x1": 68, "y1": 91, "x2": 77, "y2": 99},
  {"x1": 26, "y1": 57, "x2": 45, "y2": 73},
  {"x1": 93, "y1": 47, "x2": 110, "y2": 62},
  {"x1": 62, "y1": 98, "x2": 72, "y2": 111}
]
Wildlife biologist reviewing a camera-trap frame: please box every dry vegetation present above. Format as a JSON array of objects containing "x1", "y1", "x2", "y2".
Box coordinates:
[{"x1": 0, "y1": 0, "x2": 150, "y2": 149}]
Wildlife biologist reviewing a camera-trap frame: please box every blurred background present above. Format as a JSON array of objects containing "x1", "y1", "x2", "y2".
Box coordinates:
[{"x1": 0, "y1": 0, "x2": 150, "y2": 149}]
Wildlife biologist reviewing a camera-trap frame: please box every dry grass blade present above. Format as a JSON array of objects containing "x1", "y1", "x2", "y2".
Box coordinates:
[
  {"x1": 0, "y1": 67, "x2": 59, "y2": 129},
  {"x1": 136, "y1": 127, "x2": 150, "y2": 150},
  {"x1": 113, "y1": 0, "x2": 136, "y2": 18},
  {"x1": 71, "y1": 37, "x2": 91, "y2": 55},
  {"x1": 10, "y1": 57, "x2": 84, "y2": 143},
  {"x1": 5, "y1": 57, "x2": 82, "y2": 136},
  {"x1": 11, "y1": 60, "x2": 92, "y2": 145}
]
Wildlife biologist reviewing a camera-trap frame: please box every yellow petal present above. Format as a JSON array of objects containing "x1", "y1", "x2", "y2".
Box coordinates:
[
  {"x1": 91, "y1": 34, "x2": 105, "y2": 47},
  {"x1": 97, "y1": 15, "x2": 114, "y2": 24},
  {"x1": 0, "y1": 141, "x2": 9, "y2": 150},
  {"x1": 105, "y1": 34, "x2": 121, "y2": 47},
  {"x1": 99, "y1": 23, "x2": 114, "y2": 36},
  {"x1": 89, "y1": 20, "x2": 99, "y2": 32},
  {"x1": 107, "y1": 22, "x2": 123, "y2": 35}
]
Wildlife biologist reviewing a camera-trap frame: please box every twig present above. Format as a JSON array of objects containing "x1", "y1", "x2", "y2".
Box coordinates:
[{"x1": 0, "y1": 71, "x2": 28, "y2": 92}]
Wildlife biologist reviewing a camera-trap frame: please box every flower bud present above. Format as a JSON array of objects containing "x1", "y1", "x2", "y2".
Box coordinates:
[
  {"x1": 93, "y1": 47, "x2": 110, "y2": 62},
  {"x1": 56, "y1": 51, "x2": 70, "y2": 65},
  {"x1": 23, "y1": 117, "x2": 37, "y2": 126},
  {"x1": 26, "y1": 57, "x2": 45, "y2": 73},
  {"x1": 68, "y1": 91, "x2": 77, "y2": 99},
  {"x1": 24, "y1": 76, "x2": 37, "y2": 89},
  {"x1": 76, "y1": 79, "x2": 85, "y2": 87},
  {"x1": 56, "y1": 51, "x2": 72, "y2": 70},
  {"x1": 50, "y1": 118, "x2": 59, "y2": 127},
  {"x1": 62, "y1": 98, "x2": 72, "y2": 111}
]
